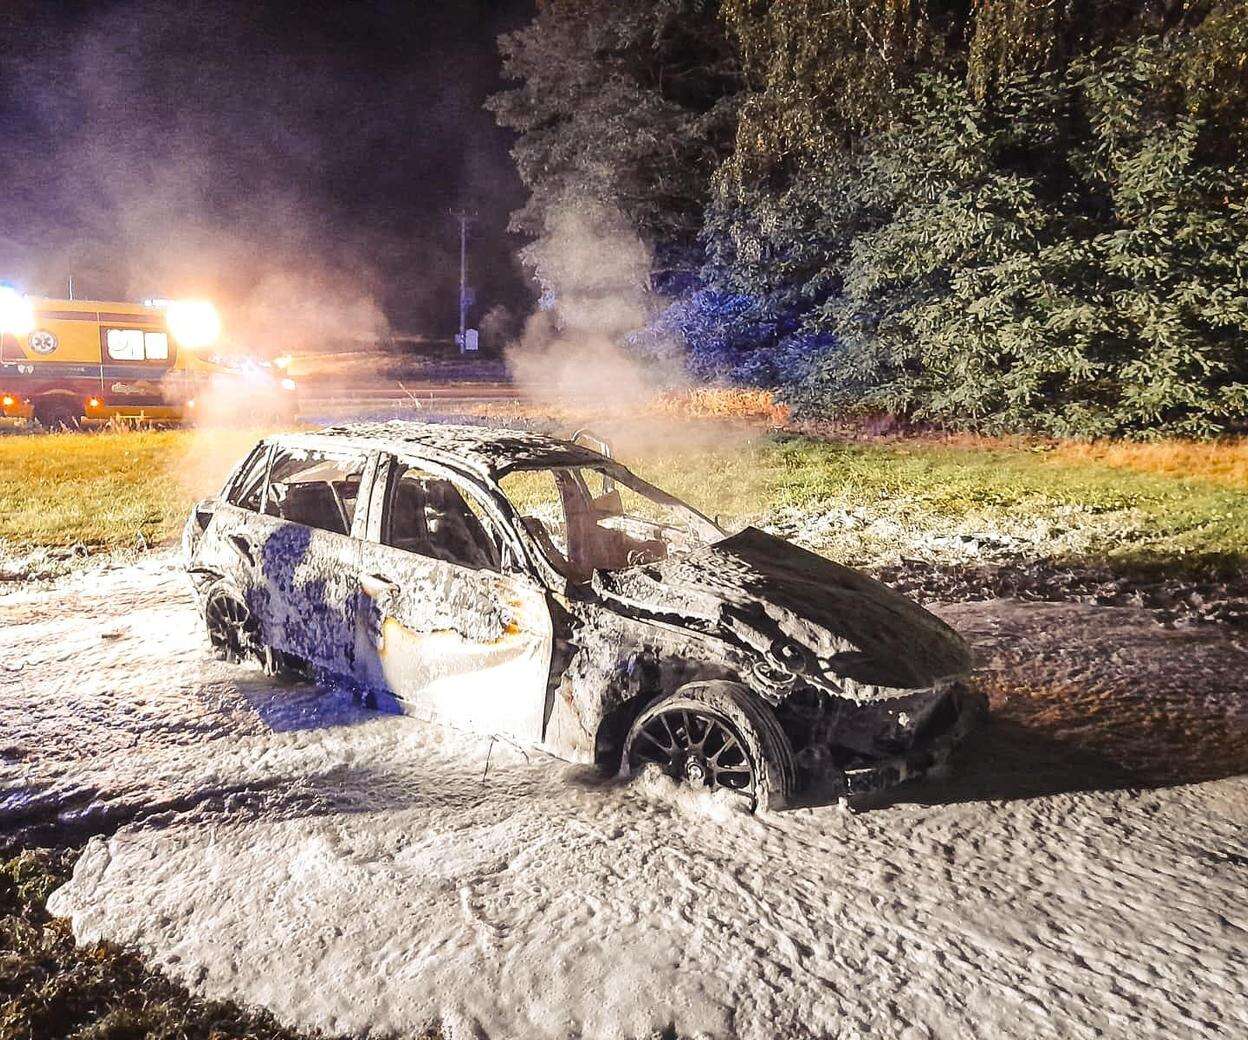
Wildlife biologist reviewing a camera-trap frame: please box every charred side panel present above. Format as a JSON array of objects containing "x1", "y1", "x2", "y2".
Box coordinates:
[
  {"x1": 355, "y1": 540, "x2": 554, "y2": 742},
  {"x1": 251, "y1": 520, "x2": 362, "y2": 675},
  {"x1": 188, "y1": 506, "x2": 280, "y2": 615},
  {"x1": 185, "y1": 506, "x2": 363, "y2": 676},
  {"x1": 542, "y1": 594, "x2": 745, "y2": 764}
]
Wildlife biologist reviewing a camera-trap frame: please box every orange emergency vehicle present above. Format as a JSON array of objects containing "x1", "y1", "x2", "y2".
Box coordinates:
[{"x1": 0, "y1": 290, "x2": 297, "y2": 428}]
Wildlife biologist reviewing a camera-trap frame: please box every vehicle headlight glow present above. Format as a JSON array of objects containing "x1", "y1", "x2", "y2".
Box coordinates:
[
  {"x1": 166, "y1": 300, "x2": 221, "y2": 349},
  {"x1": 280, "y1": 377, "x2": 297, "y2": 391},
  {"x1": 0, "y1": 287, "x2": 35, "y2": 336}
]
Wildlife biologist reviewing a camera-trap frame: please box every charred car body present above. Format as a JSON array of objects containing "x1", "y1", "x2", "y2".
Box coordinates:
[{"x1": 184, "y1": 421, "x2": 981, "y2": 808}]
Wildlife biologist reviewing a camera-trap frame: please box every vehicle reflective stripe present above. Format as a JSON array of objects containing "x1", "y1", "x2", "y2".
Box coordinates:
[
  {"x1": 1, "y1": 361, "x2": 174, "y2": 379},
  {"x1": 34, "y1": 310, "x2": 107, "y2": 323},
  {"x1": 97, "y1": 312, "x2": 165, "y2": 326}
]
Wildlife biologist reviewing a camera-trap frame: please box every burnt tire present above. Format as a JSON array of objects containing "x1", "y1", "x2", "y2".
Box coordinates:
[
  {"x1": 623, "y1": 681, "x2": 797, "y2": 811},
  {"x1": 204, "y1": 587, "x2": 308, "y2": 681},
  {"x1": 204, "y1": 588, "x2": 257, "y2": 664},
  {"x1": 33, "y1": 398, "x2": 83, "y2": 431}
]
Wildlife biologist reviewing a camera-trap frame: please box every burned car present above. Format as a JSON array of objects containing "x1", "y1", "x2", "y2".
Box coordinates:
[{"x1": 184, "y1": 420, "x2": 981, "y2": 808}]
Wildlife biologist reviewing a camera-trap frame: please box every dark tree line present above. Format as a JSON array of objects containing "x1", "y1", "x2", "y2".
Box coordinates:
[{"x1": 492, "y1": 0, "x2": 1248, "y2": 437}]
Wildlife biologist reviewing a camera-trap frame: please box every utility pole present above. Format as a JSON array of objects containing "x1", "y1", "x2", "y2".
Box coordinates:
[{"x1": 450, "y1": 209, "x2": 475, "y2": 353}]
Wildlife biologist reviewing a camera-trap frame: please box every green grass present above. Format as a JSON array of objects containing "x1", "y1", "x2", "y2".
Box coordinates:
[
  {"x1": 1, "y1": 426, "x2": 1244, "y2": 577},
  {"x1": 0, "y1": 428, "x2": 264, "y2": 552},
  {"x1": 618, "y1": 434, "x2": 1248, "y2": 577}
]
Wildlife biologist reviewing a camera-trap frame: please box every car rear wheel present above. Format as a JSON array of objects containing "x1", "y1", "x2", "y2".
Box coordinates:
[
  {"x1": 205, "y1": 589, "x2": 256, "y2": 664},
  {"x1": 623, "y1": 681, "x2": 797, "y2": 811},
  {"x1": 204, "y1": 588, "x2": 309, "y2": 681}
]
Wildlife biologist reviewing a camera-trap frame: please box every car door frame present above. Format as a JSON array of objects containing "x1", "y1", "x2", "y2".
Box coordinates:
[
  {"x1": 257, "y1": 444, "x2": 378, "y2": 677},
  {"x1": 352, "y1": 450, "x2": 556, "y2": 742}
]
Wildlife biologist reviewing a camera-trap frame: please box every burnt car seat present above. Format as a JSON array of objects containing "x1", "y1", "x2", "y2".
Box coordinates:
[
  {"x1": 422, "y1": 481, "x2": 496, "y2": 570},
  {"x1": 385, "y1": 475, "x2": 497, "y2": 570},
  {"x1": 386, "y1": 478, "x2": 433, "y2": 556},
  {"x1": 277, "y1": 481, "x2": 349, "y2": 535}
]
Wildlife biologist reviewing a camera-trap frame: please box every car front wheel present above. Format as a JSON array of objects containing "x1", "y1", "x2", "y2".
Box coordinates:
[{"x1": 623, "y1": 681, "x2": 797, "y2": 811}]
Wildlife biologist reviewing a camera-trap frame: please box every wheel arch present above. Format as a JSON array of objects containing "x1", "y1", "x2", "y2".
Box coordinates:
[
  {"x1": 187, "y1": 562, "x2": 225, "y2": 597},
  {"x1": 593, "y1": 689, "x2": 654, "y2": 768},
  {"x1": 589, "y1": 662, "x2": 744, "y2": 770},
  {"x1": 32, "y1": 392, "x2": 85, "y2": 428},
  {"x1": 201, "y1": 575, "x2": 256, "y2": 630}
]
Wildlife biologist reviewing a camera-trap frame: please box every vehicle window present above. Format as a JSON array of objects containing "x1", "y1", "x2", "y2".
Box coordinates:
[
  {"x1": 498, "y1": 469, "x2": 571, "y2": 570},
  {"x1": 264, "y1": 449, "x2": 365, "y2": 535},
  {"x1": 143, "y1": 331, "x2": 168, "y2": 359},
  {"x1": 105, "y1": 328, "x2": 169, "y2": 361},
  {"x1": 500, "y1": 463, "x2": 722, "y2": 581},
  {"x1": 613, "y1": 482, "x2": 698, "y2": 532},
  {"x1": 226, "y1": 444, "x2": 270, "y2": 512},
  {"x1": 106, "y1": 328, "x2": 144, "y2": 361},
  {"x1": 382, "y1": 463, "x2": 500, "y2": 570}
]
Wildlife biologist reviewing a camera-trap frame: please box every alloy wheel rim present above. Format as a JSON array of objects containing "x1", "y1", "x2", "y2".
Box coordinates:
[
  {"x1": 629, "y1": 708, "x2": 755, "y2": 797},
  {"x1": 206, "y1": 596, "x2": 252, "y2": 661}
]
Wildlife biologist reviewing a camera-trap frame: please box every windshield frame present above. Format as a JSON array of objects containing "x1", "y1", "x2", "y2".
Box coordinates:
[{"x1": 497, "y1": 460, "x2": 726, "y2": 584}]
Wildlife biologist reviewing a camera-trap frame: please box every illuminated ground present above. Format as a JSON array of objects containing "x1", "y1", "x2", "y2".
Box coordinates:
[{"x1": 3, "y1": 554, "x2": 1247, "y2": 1039}]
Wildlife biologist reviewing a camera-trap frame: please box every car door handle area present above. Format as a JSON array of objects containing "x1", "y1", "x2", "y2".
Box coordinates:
[
  {"x1": 228, "y1": 534, "x2": 257, "y2": 567},
  {"x1": 359, "y1": 572, "x2": 400, "y2": 598}
]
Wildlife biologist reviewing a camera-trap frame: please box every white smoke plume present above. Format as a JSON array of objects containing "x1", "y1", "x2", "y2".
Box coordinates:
[
  {"x1": 506, "y1": 200, "x2": 687, "y2": 415},
  {"x1": 501, "y1": 199, "x2": 764, "y2": 466}
]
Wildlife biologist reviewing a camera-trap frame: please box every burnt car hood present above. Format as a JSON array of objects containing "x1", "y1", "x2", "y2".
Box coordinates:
[{"x1": 592, "y1": 526, "x2": 970, "y2": 698}]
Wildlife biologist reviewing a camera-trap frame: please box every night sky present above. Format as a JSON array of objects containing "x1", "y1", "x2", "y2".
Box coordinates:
[{"x1": 0, "y1": 0, "x2": 534, "y2": 340}]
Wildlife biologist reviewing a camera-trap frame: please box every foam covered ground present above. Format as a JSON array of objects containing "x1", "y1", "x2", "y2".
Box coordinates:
[{"x1": 3, "y1": 554, "x2": 1247, "y2": 1039}]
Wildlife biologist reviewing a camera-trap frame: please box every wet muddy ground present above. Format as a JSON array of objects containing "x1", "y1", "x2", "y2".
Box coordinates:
[{"x1": 4, "y1": 553, "x2": 1248, "y2": 1038}]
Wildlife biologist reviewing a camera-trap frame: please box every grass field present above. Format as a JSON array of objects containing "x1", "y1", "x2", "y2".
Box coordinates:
[
  {"x1": 0, "y1": 424, "x2": 1244, "y2": 577},
  {"x1": 0, "y1": 427, "x2": 265, "y2": 554}
]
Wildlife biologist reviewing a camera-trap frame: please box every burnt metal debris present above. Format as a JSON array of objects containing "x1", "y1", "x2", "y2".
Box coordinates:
[{"x1": 184, "y1": 420, "x2": 983, "y2": 809}]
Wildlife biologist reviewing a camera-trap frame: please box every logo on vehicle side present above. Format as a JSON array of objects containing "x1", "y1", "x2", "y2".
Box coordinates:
[
  {"x1": 111, "y1": 381, "x2": 158, "y2": 395},
  {"x1": 28, "y1": 330, "x2": 58, "y2": 355}
]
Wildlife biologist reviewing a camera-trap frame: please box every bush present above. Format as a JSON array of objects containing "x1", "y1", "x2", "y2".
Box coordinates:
[
  {"x1": 684, "y1": 31, "x2": 1248, "y2": 439},
  {"x1": 805, "y1": 46, "x2": 1248, "y2": 438}
]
